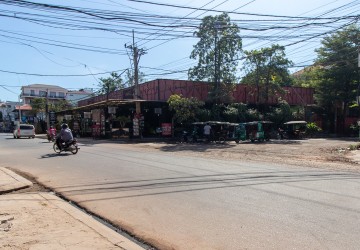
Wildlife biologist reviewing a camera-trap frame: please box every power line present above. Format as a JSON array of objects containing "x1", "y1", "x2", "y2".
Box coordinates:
[{"x1": 0, "y1": 68, "x2": 128, "y2": 77}]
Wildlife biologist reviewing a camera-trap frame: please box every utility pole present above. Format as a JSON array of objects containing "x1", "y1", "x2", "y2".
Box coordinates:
[
  {"x1": 214, "y1": 21, "x2": 222, "y2": 104},
  {"x1": 357, "y1": 46, "x2": 360, "y2": 140},
  {"x1": 125, "y1": 30, "x2": 146, "y2": 138},
  {"x1": 45, "y1": 89, "x2": 49, "y2": 131},
  {"x1": 125, "y1": 30, "x2": 146, "y2": 114}
]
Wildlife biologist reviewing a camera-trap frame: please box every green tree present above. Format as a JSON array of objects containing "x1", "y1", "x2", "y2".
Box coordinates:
[
  {"x1": 223, "y1": 103, "x2": 249, "y2": 122},
  {"x1": 266, "y1": 99, "x2": 292, "y2": 127},
  {"x1": 30, "y1": 98, "x2": 46, "y2": 116},
  {"x1": 313, "y1": 25, "x2": 360, "y2": 132},
  {"x1": 292, "y1": 66, "x2": 322, "y2": 88},
  {"x1": 242, "y1": 44, "x2": 293, "y2": 104},
  {"x1": 188, "y1": 13, "x2": 242, "y2": 103},
  {"x1": 49, "y1": 100, "x2": 72, "y2": 112},
  {"x1": 98, "y1": 72, "x2": 124, "y2": 96},
  {"x1": 167, "y1": 94, "x2": 205, "y2": 124},
  {"x1": 124, "y1": 69, "x2": 146, "y2": 88},
  {"x1": 30, "y1": 98, "x2": 71, "y2": 120}
]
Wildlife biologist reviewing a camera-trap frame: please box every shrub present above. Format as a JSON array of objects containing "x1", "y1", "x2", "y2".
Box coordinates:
[{"x1": 306, "y1": 122, "x2": 322, "y2": 137}]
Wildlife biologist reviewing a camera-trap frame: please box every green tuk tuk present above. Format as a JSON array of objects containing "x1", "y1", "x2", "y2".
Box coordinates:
[{"x1": 233, "y1": 121, "x2": 273, "y2": 143}]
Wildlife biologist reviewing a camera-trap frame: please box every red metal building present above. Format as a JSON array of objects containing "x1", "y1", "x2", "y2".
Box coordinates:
[{"x1": 78, "y1": 79, "x2": 314, "y2": 107}]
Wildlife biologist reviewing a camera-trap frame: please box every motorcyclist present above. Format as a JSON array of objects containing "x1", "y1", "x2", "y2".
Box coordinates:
[
  {"x1": 47, "y1": 125, "x2": 57, "y2": 141},
  {"x1": 49, "y1": 126, "x2": 56, "y2": 134},
  {"x1": 56, "y1": 123, "x2": 74, "y2": 150}
]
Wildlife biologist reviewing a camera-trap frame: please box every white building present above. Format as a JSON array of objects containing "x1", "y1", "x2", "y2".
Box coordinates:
[
  {"x1": 20, "y1": 84, "x2": 68, "y2": 105},
  {"x1": 66, "y1": 89, "x2": 93, "y2": 106}
]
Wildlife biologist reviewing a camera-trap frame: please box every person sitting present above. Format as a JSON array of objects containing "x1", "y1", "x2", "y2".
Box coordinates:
[
  {"x1": 49, "y1": 126, "x2": 56, "y2": 135},
  {"x1": 56, "y1": 123, "x2": 74, "y2": 150}
]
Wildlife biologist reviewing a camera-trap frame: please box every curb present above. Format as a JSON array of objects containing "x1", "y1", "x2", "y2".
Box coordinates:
[
  {"x1": 0, "y1": 167, "x2": 33, "y2": 194},
  {"x1": 38, "y1": 192, "x2": 146, "y2": 250}
]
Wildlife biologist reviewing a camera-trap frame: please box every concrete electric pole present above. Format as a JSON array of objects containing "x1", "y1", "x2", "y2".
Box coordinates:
[{"x1": 125, "y1": 30, "x2": 146, "y2": 114}]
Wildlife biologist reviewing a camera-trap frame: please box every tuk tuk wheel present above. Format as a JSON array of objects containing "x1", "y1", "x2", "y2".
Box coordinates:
[
  {"x1": 235, "y1": 140, "x2": 240, "y2": 144},
  {"x1": 217, "y1": 137, "x2": 226, "y2": 144}
]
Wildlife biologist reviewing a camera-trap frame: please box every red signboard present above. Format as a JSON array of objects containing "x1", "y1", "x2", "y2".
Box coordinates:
[{"x1": 161, "y1": 123, "x2": 172, "y2": 136}]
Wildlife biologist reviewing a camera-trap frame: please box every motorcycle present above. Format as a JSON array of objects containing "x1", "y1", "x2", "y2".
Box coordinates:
[
  {"x1": 53, "y1": 139, "x2": 79, "y2": 154},
  {"x1": 46, "y1": 130, "x2": 56, "y2": 142}
]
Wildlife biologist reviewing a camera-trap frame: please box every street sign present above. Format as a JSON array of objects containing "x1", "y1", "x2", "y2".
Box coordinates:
[{"x1": 49, "y1": 111, "x2": 56, "y2": 124}]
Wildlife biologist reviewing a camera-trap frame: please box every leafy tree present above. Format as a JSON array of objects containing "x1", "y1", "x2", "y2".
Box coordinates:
[
  {"x1": 266, "y1": 99, "x2": 292, "y2": 127},
  {"x1": 246, "y1": 108, "x2": 263, "y2": 121},
  {"x1": 306, "y1": 122, "x2": 322, "y2": 137},
  {"x1": 30, "y1": 98, "x2": 71, "y2": 120},
  {"x1": 49, "y1": 100, "x2": 72, "y2": 112},
  {"x1": 98, "y1": 72, "x2": 124, "y2": 95},
  {"x1": 223, "y1": 103, "x2": 249, "y2": 122},
  {"x1": 30, "y1": 98, "x2": 46, "y2": 116},
  {"x1": 188, "y1": 13, "x2": 242, "y2": 103},
  {"x1": 167, "y1": 94, "x2": 205, "y2": 124},
  {"x1": 292, "y1": 66, "x2": 322, "y2": 88},
  {"x1": 313, "y1": 25, "x2": 360, "y2": 132},
  {"x1": 124, "y1": 69, "x2": 146, "y2": 88},
  {"x1": 242, "y1": 44, "x2": 293, "y2": 104}
]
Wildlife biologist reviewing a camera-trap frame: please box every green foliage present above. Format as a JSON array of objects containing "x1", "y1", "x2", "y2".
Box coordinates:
[
  {"x1": 197, "y1": 108, "x2": 211, "y2": 121},
  {"x1": 242, "y1": 44, "x2": 293, "y2": 104},
  {"x1": 49, "y1": 100, "x2": 72, "y2": 112},
  {"x1": 98, "y1": 72, "x2": 124, "y2": 95},
  {"x1": 188, "y1": 13, "x2": 242, "y2": 102},
  {"x1": 124, "y1": 69, "x2": 146, "y2": 87},
  {"x1": 291, "y1": 107, "x2": 305, "y2": 120},
  {"x1": 306, "y1": 122, "x2": 322, "y2": 137},
  {"x1": 223, "y1": 106, "x2": 238, "y2": 122},
  {"x1": 210, "y1": 104, "x2": 225, "y2": 121},
  {"x1": 313, "y1": 25, "x2": 360, "y2": 127},
  {"x1": 223, "y1": 103, "x2": 248, "y2": 122},
  {"x1": 167, "y1": 94, "x2": 205, "y2": 124},
  {"x1": 348, "y1": 143, "x2": 360, "y2": 151},
  {"x1": 115, "y1": 115, "x2": 131, "y2": 128},
  {"x1": 266, "y1": 99, "x2": 292, "y2": 126},
  {"x1": 246, "y1": 108, "x2": 263, "y2": 121},
  {"x1": 292, "y1": 66, "x2": 322, "y2": 88},
  {"x1": 30, "y1": 98, "x2": 46, "y2": 115}
]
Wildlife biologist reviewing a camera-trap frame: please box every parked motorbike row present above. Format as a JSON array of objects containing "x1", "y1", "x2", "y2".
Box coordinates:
[{"x1": 178, "y1": 120, "x2": 307, "y2": 144}]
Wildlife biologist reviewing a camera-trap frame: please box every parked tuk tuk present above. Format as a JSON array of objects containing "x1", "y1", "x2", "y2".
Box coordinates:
[
  {"x1": 206, "y1": 121, "x2": 231, "y2": 143},
  {"x1": 281, "y1": 121, "x2": 307, "y2": 139},
  {"x1": 190, "y1": 122, "x2": 205, "y2": 142},
  {"x1": 189, "y1": 121, "x2": 231, "y2": 143},
  {"x1": 233, "y1": 121, "x2": 273, "y2": 143},
  {"x1": 233, "y1": 123, "x2": 247, "y2": 143}
]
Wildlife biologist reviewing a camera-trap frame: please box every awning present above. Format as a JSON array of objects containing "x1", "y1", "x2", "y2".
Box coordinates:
[{"x1": 14, "y1": 104, "x2": 32, "y2": 111}]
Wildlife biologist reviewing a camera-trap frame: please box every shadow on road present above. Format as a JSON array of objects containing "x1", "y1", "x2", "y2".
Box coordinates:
[{"x1": 40, "y1": 153, "x2": 71, "y2": 159}]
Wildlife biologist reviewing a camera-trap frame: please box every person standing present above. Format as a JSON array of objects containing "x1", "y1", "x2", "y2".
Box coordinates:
[{"x1": 203, "y1": 123, "x2": 212, "y2": 142}]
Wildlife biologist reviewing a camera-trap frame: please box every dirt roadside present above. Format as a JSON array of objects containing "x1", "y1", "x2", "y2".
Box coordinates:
[{"x1": 112, "y1": 137, "x2": 360, "y2": 173}]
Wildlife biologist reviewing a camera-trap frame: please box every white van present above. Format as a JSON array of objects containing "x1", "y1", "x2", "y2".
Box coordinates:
[{"x1": 13, "y1": 124, "x2": 35, "y2": 139}]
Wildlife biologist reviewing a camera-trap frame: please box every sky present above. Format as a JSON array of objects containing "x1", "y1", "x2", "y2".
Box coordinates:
[{"x1": 0, "y1": 0, "x2": 358, "y2": 102}]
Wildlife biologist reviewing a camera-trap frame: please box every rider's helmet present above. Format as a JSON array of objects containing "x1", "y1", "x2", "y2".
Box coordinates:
[{"x1": 61, "y1": 123, "x2": 68, "y2": 129}]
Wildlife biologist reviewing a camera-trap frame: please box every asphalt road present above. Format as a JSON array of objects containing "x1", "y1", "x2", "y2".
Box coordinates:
[{"x1": 1, "y1": 133, "x2": 360, "y2": 250}]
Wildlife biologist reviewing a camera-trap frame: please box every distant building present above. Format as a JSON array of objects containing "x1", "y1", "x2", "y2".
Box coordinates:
[
  {"x1": 0, "y1": 101, "x2": 22, "y2": 131},
  {"x1": 66, "y1": 89, "x2": 93, "y2": 106},
  {"x1": 20, "y1": 84, "x2": 68, "y2": 105}
]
